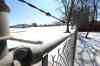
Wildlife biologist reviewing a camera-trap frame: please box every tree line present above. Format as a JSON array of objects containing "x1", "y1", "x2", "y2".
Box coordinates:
[{"x1": 10, "y1": 22, "x2": 65, "y2": 28}]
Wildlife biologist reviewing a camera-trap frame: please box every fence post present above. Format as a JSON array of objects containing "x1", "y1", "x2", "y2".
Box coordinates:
[
  {"x1": 0, "y1": 40, "x2": 8, "y2": 60},
  {"x1": 72, "y1": 28, "x2": 78, "y2": 66},
  {"x1": 42, "y1": 54, "x2": 48, "y2": 66},
  {"x1": 0, "y1": 0, "x2": 10, "y2": 60}
]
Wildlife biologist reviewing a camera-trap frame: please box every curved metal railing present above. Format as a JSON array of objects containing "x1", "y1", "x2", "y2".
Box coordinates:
[{"x1": 9, "y1": 32, "x2": 76, "y2": 66}]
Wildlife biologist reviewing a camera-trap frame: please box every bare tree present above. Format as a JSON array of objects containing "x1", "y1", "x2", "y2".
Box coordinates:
[
  {"x1": 62, "y1": 0, "x2": 71, "y2": 33},
  {"x1": 57, "y1": 0, "x2": 100, "y2": 33},
  {"x1": 56, "y1": 0, "x2": 74, "y2": 32}
]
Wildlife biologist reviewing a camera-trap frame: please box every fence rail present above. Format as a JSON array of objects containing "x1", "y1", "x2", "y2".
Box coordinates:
[{"x1": 8, "y1": 32, "x2": 76, "y2": 66}]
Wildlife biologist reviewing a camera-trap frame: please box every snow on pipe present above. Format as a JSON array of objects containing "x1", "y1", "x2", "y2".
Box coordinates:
[
  {"x1": 18, "y1": 0, "x2": 65, "y2": 23},
  {"x1": 25, "y1": 33, "x2": 74, "y2": 54},
  {"x1": 9, "y1": 33, "x2": 74, "y2": 53},
  {"x1": 29, "y1": 33, "x2": 75, "y2": 64},
  {"x1": 9, "y1": 33, "x2": 74, "y2": 54}
]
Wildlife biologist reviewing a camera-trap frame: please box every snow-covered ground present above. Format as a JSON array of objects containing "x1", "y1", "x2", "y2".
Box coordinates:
[
  {"x1": 8, "y1": 26, "x2": 68, "y2": 48},
  {"x1": 75, "y1": 32, "x2": 100, "y2": 66},
  {"x1": 7, "y1": 26, "x2": 100, "y2": 66}
]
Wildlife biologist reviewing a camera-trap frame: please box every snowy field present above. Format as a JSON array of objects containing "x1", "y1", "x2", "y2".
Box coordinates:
[
  {"x1": 7, "y1": 26, "x2": 100, "y2": 66},
  {"x1": 8, "y1": 26, "x2": 68, "y2": 48}
]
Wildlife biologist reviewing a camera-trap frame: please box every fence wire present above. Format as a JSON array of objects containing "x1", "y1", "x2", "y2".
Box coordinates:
[{"x1": 49, "y1": 33, "x2": 76, "y2": 66}]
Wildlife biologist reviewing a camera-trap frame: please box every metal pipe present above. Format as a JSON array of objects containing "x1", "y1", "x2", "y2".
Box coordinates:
[
  {"x1": 29, "y1": 33, "x2": 74, "y2": 64},
  {"x1": 9, "y1": 33, "x2": 74, "y2": 65},
  {"x1": 9, "y1": 33, "x2": 74, "y2": 64},
  {"x1": 9, "y1": 33, "x2": 74, "y2": 52}
]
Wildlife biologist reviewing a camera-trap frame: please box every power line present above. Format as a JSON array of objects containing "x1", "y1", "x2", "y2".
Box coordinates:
[{"x1": 18, "y1": 0, "x2": 65, "y2": 23}]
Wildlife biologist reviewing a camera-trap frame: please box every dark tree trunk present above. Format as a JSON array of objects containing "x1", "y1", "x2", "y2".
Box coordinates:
[
  {"x1": 85, "y1": 32, "x2": 89, "y2": 38},
  {"x1": 65, "y1": 22, "x2": 70, "y2": 33}
]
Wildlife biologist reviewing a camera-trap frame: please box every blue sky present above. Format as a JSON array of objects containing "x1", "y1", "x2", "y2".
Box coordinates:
[
  {"x1": 5, "y1": 0, "x2": 100, "y2": 25},
  {"x1": 6, "y1": 0, "x2": 62, "y2": 25}
]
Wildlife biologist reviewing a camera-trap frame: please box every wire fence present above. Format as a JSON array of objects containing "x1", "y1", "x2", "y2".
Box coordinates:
[{"x1": 49, "y1": 33, "x2": 76, "y2": 66}]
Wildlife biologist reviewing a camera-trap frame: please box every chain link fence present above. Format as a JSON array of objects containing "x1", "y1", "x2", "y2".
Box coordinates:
[{"x1": 49, "y1": 33, "x2": 76, "y2": 66}]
